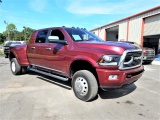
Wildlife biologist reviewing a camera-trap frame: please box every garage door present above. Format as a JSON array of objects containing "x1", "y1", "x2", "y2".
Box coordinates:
[{"x1": 144, "y1": 14, "x2": 160, "y2": 36}]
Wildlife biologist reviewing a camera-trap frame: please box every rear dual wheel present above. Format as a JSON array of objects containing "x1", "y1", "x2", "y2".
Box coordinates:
[{"x1": 10, "y1": 58, "x2": 27, "y2": 75}]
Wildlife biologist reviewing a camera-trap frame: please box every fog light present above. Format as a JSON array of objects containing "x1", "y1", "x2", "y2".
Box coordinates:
[{"x1": 108, "y1": 75, "x2": 118, "y2": 80}]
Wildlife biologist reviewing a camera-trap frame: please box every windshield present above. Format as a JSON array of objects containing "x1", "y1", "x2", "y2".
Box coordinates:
[{"x1": 65, "y1": 28, "x2": 103, "y2": 42}]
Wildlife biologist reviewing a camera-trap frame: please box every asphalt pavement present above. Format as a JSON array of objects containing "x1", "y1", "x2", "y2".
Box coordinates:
[{"x1": 0, "y1": 56, "x2": 160, "y2": 120}]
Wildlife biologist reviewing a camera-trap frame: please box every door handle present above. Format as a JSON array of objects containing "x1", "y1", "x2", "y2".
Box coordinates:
[
  {"x1": 31, "y1": 47, "x2": 35, "y2": 49},
  {"x1": 46, "y1": 48, "x2": 51, "y2": 50}
]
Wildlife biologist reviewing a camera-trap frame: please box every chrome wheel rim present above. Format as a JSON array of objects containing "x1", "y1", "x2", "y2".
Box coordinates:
[
  {"x1": 11, "y1": 62, "x2": 16, "y2": 72},
  {"x1": 75, "y1": 77, "x2": 88, "y2": 96}
]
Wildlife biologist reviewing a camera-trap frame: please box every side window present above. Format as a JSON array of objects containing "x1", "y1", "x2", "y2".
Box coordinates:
[
  {"x1": 50, "y1": 30, "x2": 64, "y2": 41},
  {"x1": 36, "y1": 30, "x2": 48, "y2": 43}
]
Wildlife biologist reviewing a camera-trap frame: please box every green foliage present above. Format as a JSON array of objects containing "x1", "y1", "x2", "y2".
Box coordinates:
[
  {"x1": 7, "y1": 23, "x2": 16, "y2": 31},
  {"x1": 14, "y1": 31, "x2": 23, "y2": 41},
  {"x1": 23, "y1": 27, "x2": 35, "y2": 43},
  {"x1": 6, "y1": 23, "x2": 17, "y2": 40},
  {"x1": 1, "y1": 23, "x2": 35, "y2": 43},
  {"x1": 0, "y1": 49, "x2": 4, "y2": 55},
  {"x1": 0, "y1": 33, "x2": 6, "y2": 43}
]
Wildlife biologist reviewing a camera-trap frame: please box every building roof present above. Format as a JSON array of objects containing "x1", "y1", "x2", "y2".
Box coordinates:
[{"x1": 90, "y1": 6, "x2": 160, "y2": 31}]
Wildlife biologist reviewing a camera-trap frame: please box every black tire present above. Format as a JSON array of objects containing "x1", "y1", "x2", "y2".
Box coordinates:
[
  {"x1": 72, "y1": 70, "x2": 98, "y2": 102},
  {"x1": 5, "y1": 54, "x2": 8, "y2": 58},
  {"x1": 10, "y1": 58, "x2": 22, "y2": 75}
]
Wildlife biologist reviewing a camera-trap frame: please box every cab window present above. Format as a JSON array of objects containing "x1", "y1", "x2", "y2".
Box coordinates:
[
  {"x1": 36, "y1": 30, "x2": 48, "y2": 43},
  {"x1": 49, "y1": 29, "x2": 65, "y2": 41}
]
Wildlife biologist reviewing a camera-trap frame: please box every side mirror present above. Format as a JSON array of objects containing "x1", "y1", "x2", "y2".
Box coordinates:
[{"x1": 48, "y1": 36, "x2": 68, "y2": 45}]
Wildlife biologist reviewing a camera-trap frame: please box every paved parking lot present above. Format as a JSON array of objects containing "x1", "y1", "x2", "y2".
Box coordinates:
[{"x1": 0, "y1": 56, "x2": 160, "y2": 120}]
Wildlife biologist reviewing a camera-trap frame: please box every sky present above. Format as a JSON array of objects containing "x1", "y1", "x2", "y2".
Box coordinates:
[{"x1": 0, "y1": 0, "x2": 160, "y2": 33}]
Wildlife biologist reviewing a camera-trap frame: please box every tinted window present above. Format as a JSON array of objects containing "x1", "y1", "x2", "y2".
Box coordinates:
[
  {"x1": 36, "y1": 30, "x2": 48, "y2": 43},
  {"x1": 50, "y1": 29, "x2": 64, "y2": 40}
]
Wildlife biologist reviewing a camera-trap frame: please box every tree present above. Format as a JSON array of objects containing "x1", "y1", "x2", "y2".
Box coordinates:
[
  {"x1": 1, "y1": 23, "x2": 35, "y2": 43},
  {"x1": 0, "y1": 33, "x2": 6, "y2": 44},
  {"x1": 22, "y1": 27, "x2": 35, "y2": 43},
  {"x1": 6, "y1": 23, "x2": 17, "y2": 40},
  {"x1": 14, "y1": 31, "x2": 23, "y2": 41},
  {"x1": 7, "y1": 23, "x2": 16, "y2": 31}
]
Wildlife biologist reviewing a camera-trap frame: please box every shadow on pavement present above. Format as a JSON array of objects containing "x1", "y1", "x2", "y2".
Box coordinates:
[
  {"x1": 99, "y1": 84, "x2": 137, "y2": 99},
  {"x1": 28, "y1": 71, "x2": 137, "y2": 101}
]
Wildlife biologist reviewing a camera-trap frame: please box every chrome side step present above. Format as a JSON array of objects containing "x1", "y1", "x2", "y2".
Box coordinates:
[{"x1": 30, "y1": 68, "x2": 69, "y2": 81}]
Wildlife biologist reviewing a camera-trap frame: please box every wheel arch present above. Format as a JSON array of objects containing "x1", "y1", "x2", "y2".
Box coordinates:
[
  {"x1": 69, "y1": 59, "x2": 100, "y2": 86},
  {"x1": 9, "y1": 51, "x2": 16, "y2": 61},
  {"x1": 9, "y1": 46, "x2": 29, "y2": 66}
]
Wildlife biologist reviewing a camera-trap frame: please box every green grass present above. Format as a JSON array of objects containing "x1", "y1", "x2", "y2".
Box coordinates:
[{"x1": 0, "y1": 49, "x2": 4, "y2": 55}]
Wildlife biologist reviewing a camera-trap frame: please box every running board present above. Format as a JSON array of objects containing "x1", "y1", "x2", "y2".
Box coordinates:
[{"x1": 30, "y1": 68, "x2": 69, "y2": 81}]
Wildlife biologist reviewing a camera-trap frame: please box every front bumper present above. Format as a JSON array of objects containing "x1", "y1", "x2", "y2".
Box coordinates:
[
  {"x1": 96, "y1": 65, "x2": 144, "y2": 88},
  {"x1": 143, "y1": 56, "x2": 155, "y2": 61}
]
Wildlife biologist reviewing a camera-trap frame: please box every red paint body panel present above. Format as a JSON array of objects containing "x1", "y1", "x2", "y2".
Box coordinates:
[
  {"x1": 10, "y1": 27, "x2": 144, "y2": 88},
  {"x1": 10, "y1": 44, "x2": 29, "y2": 66},
  {"x1": 96, "y1": 65, "x2": 144, "y2": 87}
]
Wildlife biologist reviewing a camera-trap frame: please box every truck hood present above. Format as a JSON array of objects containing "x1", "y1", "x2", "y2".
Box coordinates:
[{"x1": 76, "y1": 41, "x2": 142, "y2": 54}]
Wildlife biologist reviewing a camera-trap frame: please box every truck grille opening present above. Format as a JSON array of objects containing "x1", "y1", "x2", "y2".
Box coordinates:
[
  {"x1": 119, "y1": 50, "x2": 142, "y2": 70},
  {"x1": 145, "y1": 50, "x2": 155, "y2": 60},
  {"x1": 124, "y1": 52, "x2": 142, "y2": 68}
]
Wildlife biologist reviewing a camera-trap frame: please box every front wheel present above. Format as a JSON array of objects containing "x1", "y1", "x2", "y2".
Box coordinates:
[
  {"x1": 10, "y1": 58, "x2": 22, "y2": 75},
  {"x1": 72, "y1": 70, "x2": 98, "y2": 102}
]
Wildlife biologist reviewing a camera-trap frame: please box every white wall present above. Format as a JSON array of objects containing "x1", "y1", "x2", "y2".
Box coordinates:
[
  {"x1": 90, "y1": 7, "x2": 160, "y2": 45},
  {"x1": 128, "y1": 18, "x2": 142, "y2": 44},
  {"x1": 93, "y1": 30, "x2": 99, "y2": 36},
  {"x1": 144, "y1": 14, "x2": 160, "y2": 36},
  {"x1": 118, "y1": 20, "x2": 128, "y2": 41},
  {"x1": 99, "y1": 28, "x2": 106, "y2": 40}
]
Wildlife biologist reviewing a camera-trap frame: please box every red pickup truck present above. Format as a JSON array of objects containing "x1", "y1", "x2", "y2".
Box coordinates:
[{"x1": 9, "y1": 27, "x2": 144, "y2": 101}]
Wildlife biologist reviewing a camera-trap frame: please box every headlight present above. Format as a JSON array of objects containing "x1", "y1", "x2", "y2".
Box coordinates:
[{"x1": 98, "y1": 55, "x2": 121, "y2": 66}]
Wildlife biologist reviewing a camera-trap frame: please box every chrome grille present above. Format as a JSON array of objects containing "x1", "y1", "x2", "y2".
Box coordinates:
[
  {"x1": 145, "y1": 50, "x2": 155, "y2": 60},
  {"x1": 119, "y1": 49, "x2": 142, "y2": 70},
  {"x1": 123, "y1": 52, "x2": 142, "y2": 68}
]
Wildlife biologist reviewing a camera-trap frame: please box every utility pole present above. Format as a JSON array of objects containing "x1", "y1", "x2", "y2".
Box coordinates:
[
  {"x1": 23, "y1": 26, "x2": 26, "y2": 41},
  {"x1": 4, "y1": 21, "x2": 9, "y2": 40}
]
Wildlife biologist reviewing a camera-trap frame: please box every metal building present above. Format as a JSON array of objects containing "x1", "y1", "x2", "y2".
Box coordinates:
[{"x1": 91, "y1": 6, "x2": 160, "y2": 54}]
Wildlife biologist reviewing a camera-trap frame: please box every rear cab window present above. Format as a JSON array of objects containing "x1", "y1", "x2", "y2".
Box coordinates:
[{"x1": 47, "y1": 29, "x2": 65, "y2": 43}]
